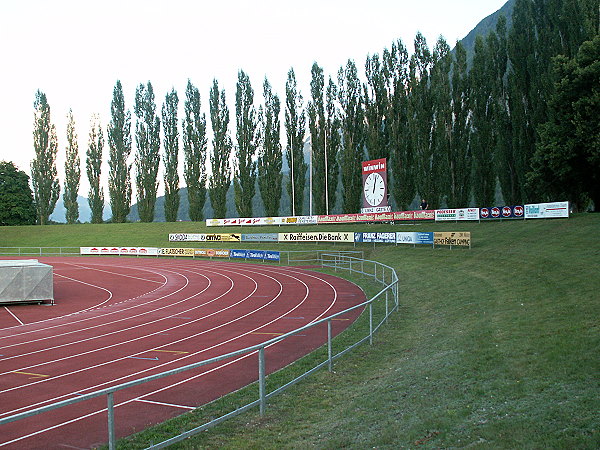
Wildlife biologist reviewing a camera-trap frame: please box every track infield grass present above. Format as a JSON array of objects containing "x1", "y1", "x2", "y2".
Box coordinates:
[{"x1": 1, "y1": 214, "x2": 598, "y2": 448}]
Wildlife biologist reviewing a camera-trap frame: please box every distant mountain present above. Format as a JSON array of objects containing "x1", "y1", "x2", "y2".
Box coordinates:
[
  {"x1": 50, "y1": 194, "x2": 111, "y2": 223},
  {"x1": 458, "y1": 0, "x2": 515, "y2": 61}
]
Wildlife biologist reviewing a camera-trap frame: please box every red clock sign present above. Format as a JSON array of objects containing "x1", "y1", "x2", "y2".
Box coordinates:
[{"x1": 362, "y1": 158, "x2": 389, "y2": 213}]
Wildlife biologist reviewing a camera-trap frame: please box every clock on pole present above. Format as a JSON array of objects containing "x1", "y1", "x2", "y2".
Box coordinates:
[{"x1": 361, "y1": 158, "x2": 390, "y2": 213}]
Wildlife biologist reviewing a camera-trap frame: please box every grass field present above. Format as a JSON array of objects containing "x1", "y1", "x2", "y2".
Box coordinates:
[{"x1": 1, "y1": 215, "x2": 599, "y2": 448}]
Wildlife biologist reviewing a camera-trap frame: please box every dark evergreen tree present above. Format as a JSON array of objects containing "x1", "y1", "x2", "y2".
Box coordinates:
[
  {"x1": 162, "y1": 88, "x2": 179, "y2": 222},
  {"x1": 31, "y1": 90, "x2": 60, "y2": 225},
  {"x1": 134, "y1": 81, "x2": 161, "y2": 223},
  {"x1": 338, "y1": 59, "x2": 364, "y2": 214},
  {"x1": 258, "y1": 77, "x2": 283, "y2": 217},
  {"x1": 234, "y1": 70, "x2": 258, "y2": 218},
  {"x1": 182, "y1": 80, "x2": 208, "y2": 222},
  {"x1": 86, "y1": 114, "x2": 104, "y2": 223},
  {"x1": 284, "y1": 68, "x2": 307, "y2": 216},
  {"x1": 209, "y1": 79, "x2": 232, "y2": 219},
  {"x1": 107, "y1": 80, "x2": 132, "y2": 223},
  {"x1": 63, "y1": 109, "x2": 80, "y2": 224},
  {"x1": 0, "y1": 161, "x2": 36, "y2": 226},
  {"x1": 308, "y1": 62, "x2": 326, "y2": 215},
  {"x1": 529, "y1": 35, "x2": 600, "y2": 211}
]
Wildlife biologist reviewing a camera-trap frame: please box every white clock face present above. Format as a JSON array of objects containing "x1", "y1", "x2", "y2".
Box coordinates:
[{"x1": 363, "y1": 172, "x2": 385, "y2": 206}]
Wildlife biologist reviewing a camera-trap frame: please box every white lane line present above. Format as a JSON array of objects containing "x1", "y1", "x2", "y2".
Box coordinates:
[
  {"x1": 3, "y1": 307, "x2": 24, "y2": 326},
  {"x1": 135, "y1": 399, "x2": 195, "y2": 410}
]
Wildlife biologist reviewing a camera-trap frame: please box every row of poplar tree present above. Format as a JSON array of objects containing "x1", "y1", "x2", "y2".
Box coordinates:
[{"x1": 29, "y1": 0, "x2": 599, "y2": 225}]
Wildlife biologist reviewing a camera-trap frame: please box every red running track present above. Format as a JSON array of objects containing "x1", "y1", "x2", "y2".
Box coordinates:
[{"x1": 0, "y1": 257, "x2": 366, "y2": 449}]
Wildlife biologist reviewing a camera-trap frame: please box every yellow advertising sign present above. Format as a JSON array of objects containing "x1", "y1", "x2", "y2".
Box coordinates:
[
  {"x1": 205, "y1": 234, "x2": 241, "y2": 242},
  {"x1": 433, "y1": 232, "x2": 471, "y2": 247},
  {"x1": 161, "y1": 247, "x2": 195, "y2": 256}
]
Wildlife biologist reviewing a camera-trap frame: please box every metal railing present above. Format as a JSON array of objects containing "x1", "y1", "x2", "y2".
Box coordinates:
[
  {"x1": 0, "y1": 247, "x2": 80, "y2": 256},
  {"x1": 0, "y1": 252, "x2": 398, "y2": 449}
]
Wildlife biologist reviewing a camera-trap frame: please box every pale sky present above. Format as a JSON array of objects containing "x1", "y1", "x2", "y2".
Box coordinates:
[{"x1": 0, "y1": 0, "x2": 507, "y2": 197}]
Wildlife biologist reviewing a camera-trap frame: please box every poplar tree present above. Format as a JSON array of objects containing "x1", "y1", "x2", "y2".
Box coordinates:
[
  {"x1": 325, "y1": 77, "x2": 340, "y2": 214},
  {"x1": 209, "y1": 79, "x2": 232, "y2": 219},
  {"x1": 470, "y1": 35, "x2": 496, "y2": 206},
  {"x1": 63, "y1": 109, "x2": 80, "y2": 223},
  {"x1": 408, "y1": 33, "x2": 434, "y2": 208},
  {"x1": 386, "y1": 39, "x2": 414, "y2": 210},
  {"x1": 364, "y1": 53, "x2": 389, "y2": 161},
  {"x1": 107, "y1": 80, "x2": 132, "y2": 223},
  {"x1": 308, "y1": 62, "x2": 326, "y2": 215},
  {"x1": 338, "y1": 59, "x2": 364, "y2": 214},
  {"x1": 86, "y1": 114, "x2": 104, "y2": 223},
  {"x1": 162, "y1": 88, "x2": 179, "y2": 222},
  {"x1": 430, "y1": 37, "x2": 452, "y2": 208},
  {"x1": 284, "y1": 68, "x2": 307, "y2": 216},
  {"x1": 182, "y1": 80, "x2": 208, "y2": 221},
  {"x1": 258, "y1": 77, "x2": 283, "y2": 217},
  {"x1": 31, "y1": 90, "x2": 60, "y2": 225},
  {"x1": 234, "y1": 70, "x2": 258, "y2": 218},
  {"x1": 447, "y1": 41, "x2": 471, "y2": 208},
  {"x1": 134, "y1": 81, "x2": 161, "y2": 222}
]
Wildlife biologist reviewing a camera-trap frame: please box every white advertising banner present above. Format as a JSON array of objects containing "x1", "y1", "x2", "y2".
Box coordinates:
[
  {"x1": 525, "y1": 202, "x2": 569, "y2": 219},
  {"x1": 80, "y1": 247, "x2": 160, "y2": 256},
  {"x1": 435, "y1": 208, "x2": 480, "y2": 221},
  {"x1": 278, "y1": 231, "x2": 354, "y2": 243},
  {"x1": 206, "y1": 216, "x2": 318, "y2": 227}
]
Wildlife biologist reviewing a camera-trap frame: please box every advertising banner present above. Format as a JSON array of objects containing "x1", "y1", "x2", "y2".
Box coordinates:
[
  {"x1": 435, "y1": 208, "x2": 480, "y2": 221},
  {"x1": 433, "y1": 232, "x2": 471, "y2": 247},
  {"x1": 160, "y1": 247, "x2": 195, "y2": 257},
  {"x1": 80, "y1": 247, "x2": 160, "y2": 256},
  {"x1": 194, "y1": 249, "x2": 230, "y2": 258},
  {"x1": 168, "y1": 233, "x2": 241, "y2": 242},
  {"x1": 395, "y1": 232, "x2": 434, "y2": 245},
  {"x1": 247, "y1": 250, "x2": 266, "y2": 260},
  {"x1": 278, "y1": 232, "x2": 354, "y2": 243},
  {"x1": 479, "y1": 205, "x2": 524, "y2": 220},
  {"x1": 230, "y1": 249, "x2": 247, "y2": 259},
  {"x1": 524, "y1": 201, "x2": 569, "y2": 219},
  {"x1": 264, "y1": 251, "x2": 281, "y2": 261},
  {"x1": 241, "y1": 233, "x2": 279, "y2": 242},
  {"x1": 355, "y1": 232, "x2": 396, "y2": 243}
]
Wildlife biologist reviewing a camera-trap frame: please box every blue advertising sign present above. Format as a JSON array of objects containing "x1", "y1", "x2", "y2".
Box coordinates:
[
  {"x1": 241, "y1": 233, "x2": 279, "y2": 242},
  {"x1": 359, "y1": 232, "x2": 397, "y2": 243},
  {"x1": 264, "y1": 251, "x2": 280, "y2": 261},
  {"x1": 395, "y1": 232, "x2": 434, "y2": 244},
  {"x1": 246, "y1": 250, "x2": 266, "y2": 260},
  {"x1": 416, "y1": 232, "x2": 434, "y2": 244},
  {"x1": 230, "y1": 249, "x2": 247, "y2": 259}
]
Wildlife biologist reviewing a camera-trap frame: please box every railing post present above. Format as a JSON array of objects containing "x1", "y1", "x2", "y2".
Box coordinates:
[
  {"x1": 369, "y1": 303, "x2": 373, "y2": 345},
  {"x1": 327, "y1": 319, "x2": 333, "y2": 372},
  {"x1": 107, "y1": 392, "x2": 115, "y2": 450},
  {"x1": 258, "y1": 347, "x2": 266, "y2": 416},
  {"x1": 385, "y1": 289, "x2": 389, "y2": 322}
]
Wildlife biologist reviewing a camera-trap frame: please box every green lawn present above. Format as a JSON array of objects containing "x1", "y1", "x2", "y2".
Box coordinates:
[{"x1": 1, "y1": 215, "x2": 598, "y2": 448}]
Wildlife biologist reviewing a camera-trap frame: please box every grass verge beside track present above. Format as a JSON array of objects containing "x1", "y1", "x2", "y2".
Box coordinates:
[{"x1": 2, "y1": 214, "x2": 599, "y2": 448}]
